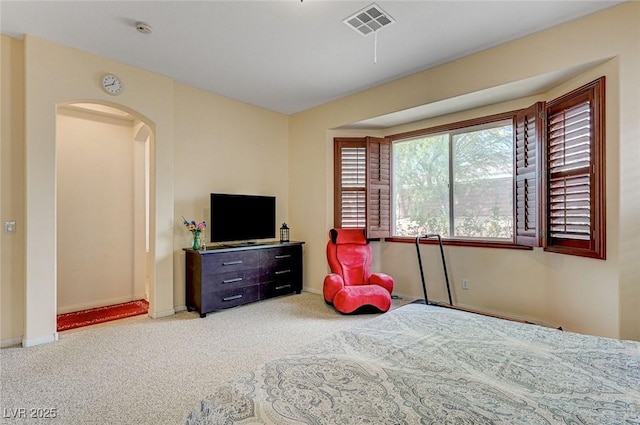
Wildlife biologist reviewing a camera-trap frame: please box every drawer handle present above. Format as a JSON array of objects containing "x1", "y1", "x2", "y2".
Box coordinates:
[
  {"x1": 223, "y1": 260, "x2": 243, "y2": 266},
  {"x1": 275, "y1": 284, "x2": 291, "y2": 291},
  {"x1": 223, "y1": 294, "x2": 243, "y2": 302},
  {"x1": 275, "y1": 269, "x2": 291, "y2": 275},
  {"x1": 222, "y1": 277, "x2": 243, "y2": 284},
  {"x1": 275, "y1": 254, "x2": 291, "y2": 259}
]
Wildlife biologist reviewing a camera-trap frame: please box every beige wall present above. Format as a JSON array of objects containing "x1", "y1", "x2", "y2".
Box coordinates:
[
  {"x1": 56, "y1": 108, "x2": 145, "y2": 313},
  {"x1": 617, "y1": 2, "x2": 640, "y2": 342},
  {"x1": 289, "y1": 2, "x2": 640, "y2": 340},
  {"x1": 172, "y1": 83, "x2": 289, "y2": 309},
  {"x1": 6, "y1": 35, "x2": 176, "y2": 346},
  {"x1": 1, "y1": 36, "x2": 26, "y2": 346},
  {"x1": 0, "y1": 34, "x2": 290, "y2": 346}
]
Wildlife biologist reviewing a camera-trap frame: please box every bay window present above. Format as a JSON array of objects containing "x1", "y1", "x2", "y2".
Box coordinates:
[
  {"x1": 392, "y1": 117, "x2": 514, "y2": 240},
  {"x1": 333, "y1": 77, "x2": 605, "y2": 259}
]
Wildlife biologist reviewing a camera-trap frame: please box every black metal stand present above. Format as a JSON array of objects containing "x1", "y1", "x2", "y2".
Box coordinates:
[
  {"x1": 415, "y1": 235, "x2": 535, "y2": 324},
  {"x1": 415, "y1": 234, "x2": 453, "y2": 306}
]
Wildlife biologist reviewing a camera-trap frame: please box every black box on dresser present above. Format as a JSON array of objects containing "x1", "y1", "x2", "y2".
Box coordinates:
[{"x1": 185, "y1": 241, "x2": 304, "y2": 317}]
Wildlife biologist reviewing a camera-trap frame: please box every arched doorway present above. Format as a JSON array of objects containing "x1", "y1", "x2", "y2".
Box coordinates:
[{"x1": 55, "y1": 102, "x2": 153, "y2": 327}]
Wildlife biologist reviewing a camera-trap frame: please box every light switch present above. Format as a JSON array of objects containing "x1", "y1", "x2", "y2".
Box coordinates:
[{"x1": 4, "y1": 221, "x2": 16, "y2": 234}]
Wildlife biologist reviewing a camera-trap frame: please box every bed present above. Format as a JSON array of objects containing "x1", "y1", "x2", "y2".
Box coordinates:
[{"x1": 185, "y1": 303, "x2": 640, "y2": 424}]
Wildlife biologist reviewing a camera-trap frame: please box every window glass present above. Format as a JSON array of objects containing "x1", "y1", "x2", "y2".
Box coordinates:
[
  {"x1": 393, "y1": 122, "x2": 513, "y2": 240},
  {"x1": 393, "y1": 134, "x2": 449, "y2": 237},
  {"x1": 452, "y1": 124, "x2": 513, "y2": 239}
]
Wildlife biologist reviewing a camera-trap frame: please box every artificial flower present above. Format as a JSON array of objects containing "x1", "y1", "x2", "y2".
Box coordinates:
[{"x1": 182, "y1": 216, "x2": 206, "y2": 234}]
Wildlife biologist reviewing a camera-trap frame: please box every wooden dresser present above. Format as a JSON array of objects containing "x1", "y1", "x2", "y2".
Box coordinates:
[{"x1": 185, "y1": 241, "x2": 304, "y2": 317}]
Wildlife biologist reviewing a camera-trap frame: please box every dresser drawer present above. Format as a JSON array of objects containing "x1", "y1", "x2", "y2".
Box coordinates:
[
  {"x1": 262, "y1": 246, "x2": 301, "y2": 268},
  {"x1": 263, "y1": 265, "x2": 300, "y2": 283},
  {"x1": 261, "y1": 281, "x2": 298, "y2": 299},
  {"x1": 201, "y1": 267, "x2": 261, "y2": 291},
  {"x1": 203, "y1": 285, "x2": 260, "y2": 312},
  {"x1": 202, "y1": 250, "x2": 261, "y2": 273}
]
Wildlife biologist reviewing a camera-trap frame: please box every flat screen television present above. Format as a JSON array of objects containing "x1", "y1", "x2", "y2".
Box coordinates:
[{"x1": 210, "y1": 193, "x2": 276, "y2": 243}]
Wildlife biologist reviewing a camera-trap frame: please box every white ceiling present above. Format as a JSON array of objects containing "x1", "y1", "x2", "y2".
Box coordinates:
[{"x1": 0, "y1": 1, "x2": 623, "y2": 116}]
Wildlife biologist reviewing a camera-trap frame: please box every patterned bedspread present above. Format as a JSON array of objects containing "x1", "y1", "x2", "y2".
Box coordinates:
[{"x1": 186, "y1": 303, "x2": 640, "y2": 424}]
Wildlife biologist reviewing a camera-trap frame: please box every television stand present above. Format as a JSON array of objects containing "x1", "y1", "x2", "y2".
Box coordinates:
[{"x1": 184, "y1": 241, "x2": 304, "y2": 317}]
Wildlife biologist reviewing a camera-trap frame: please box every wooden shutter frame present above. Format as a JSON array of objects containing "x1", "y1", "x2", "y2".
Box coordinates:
[
  {"x1": 333, "y1": 137, "x2": 391, "y2": 239},
  {"x1": 334, "y1": 138, "x2": 367, "y2": 229},
  {"x1": 366, "y1": 137, "x2": 391, "y2": 238},
  {"x1": 544, "y1": 77, "x2": 606, "y2": 259},
  {"x1": 514, "y1": 102, "x2": 545, "y2": 247}
]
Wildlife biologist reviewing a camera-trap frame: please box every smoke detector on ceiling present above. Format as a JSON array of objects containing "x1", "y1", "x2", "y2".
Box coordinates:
[
  {"x1": 135, "y1": 21, "x2": 153, "y2": 35},
  {"x1": 343, "y1": 3, "x2": 395, "y2": 37}
]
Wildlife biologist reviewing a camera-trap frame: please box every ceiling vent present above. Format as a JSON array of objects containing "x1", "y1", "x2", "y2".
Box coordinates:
[{"x1": 343, "y1": 3, "x2": 395, "y2": 37}]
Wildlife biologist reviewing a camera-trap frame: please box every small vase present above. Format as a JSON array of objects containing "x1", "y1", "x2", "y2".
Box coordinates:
[{"x1": 192, "y1": 232, "x2": 201, "y2": 250}]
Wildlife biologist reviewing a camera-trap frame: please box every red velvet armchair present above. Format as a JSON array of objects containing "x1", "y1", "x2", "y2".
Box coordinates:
[{"x1": 323, "y1": 228, "x2": 394, "y2": 314}]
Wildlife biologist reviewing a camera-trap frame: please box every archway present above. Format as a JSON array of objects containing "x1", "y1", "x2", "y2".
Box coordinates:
[{"x1": 55, "y1": 102, "x2": 155, "y2": 327}]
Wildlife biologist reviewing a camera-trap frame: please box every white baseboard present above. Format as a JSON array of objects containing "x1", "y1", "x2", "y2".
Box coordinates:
[
  {"x1": 149, "y1": 308, "x2": 175, "y2": 319},
  {"x1": 1, "y1": 336, "x2": 24, "y2": 348},
  {"x1": 445, "y1": 302, "x2": 560, "y2": 329},
  {"x1": 57, "y1": 294, "x2": 147, "y2": 314},
  {"x1": 303, "y1": 287, "x2": 322, "y2": 295},
  {"x1": 174, "y1": 305, "x2": 187, "y2": 312},
  {"x1": 22, "y1": 332, "x2": 58, "y2": 348},
  {"x1": 310, "y1": 288, "x2": 555, "y2": 327},
  {"x1": 389, "y1": 291, "x2": 420, "y2": 302}
]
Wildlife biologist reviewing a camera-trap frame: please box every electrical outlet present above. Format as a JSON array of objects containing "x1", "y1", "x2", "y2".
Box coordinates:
[{"x1": 462, "y1": 279, "x2": 470, "y2": 290}]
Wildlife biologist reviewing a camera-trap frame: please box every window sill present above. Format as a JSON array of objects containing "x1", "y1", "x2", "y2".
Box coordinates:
[{"x1": 385, "y1": 237, "x2": 533, "y2": 251}]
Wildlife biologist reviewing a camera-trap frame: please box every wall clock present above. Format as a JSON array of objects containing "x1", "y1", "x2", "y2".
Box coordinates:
[{"x1": 101, "y1": 74, "x2": 123, "y2": 95}]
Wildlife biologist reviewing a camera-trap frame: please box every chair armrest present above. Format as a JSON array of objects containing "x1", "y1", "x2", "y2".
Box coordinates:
[
  {"x1": 323, "y1": 273, "x2": 345, "y2": 303},
  {"x1": 370, "y1": 273, "x2": 394, "y2": 294}
]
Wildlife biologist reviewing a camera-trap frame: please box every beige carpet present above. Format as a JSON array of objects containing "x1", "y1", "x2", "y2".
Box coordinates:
[{"x1": 0, "y1": 292, "x2": 413, "y2": 425}]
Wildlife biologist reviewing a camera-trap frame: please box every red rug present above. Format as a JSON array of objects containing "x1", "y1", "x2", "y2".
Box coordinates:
[{"x1": 57, "y1": 299, "x2": 149, "y2": 332}]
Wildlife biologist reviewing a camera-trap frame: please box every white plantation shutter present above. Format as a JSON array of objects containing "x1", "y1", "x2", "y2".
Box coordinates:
[{"x1": 544, "y1": 77, "x2": 605, "y2": 259}]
